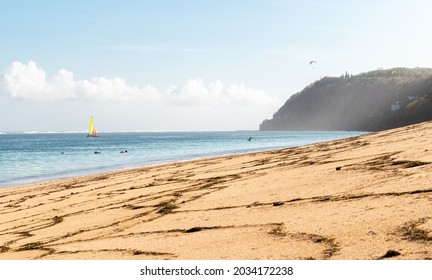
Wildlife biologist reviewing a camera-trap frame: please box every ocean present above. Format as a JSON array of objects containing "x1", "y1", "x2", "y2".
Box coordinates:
[{"x1": 0, "y1": 131, "x2": 366, "y2": 187}]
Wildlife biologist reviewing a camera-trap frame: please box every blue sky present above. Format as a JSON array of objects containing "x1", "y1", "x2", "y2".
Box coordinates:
[{"x1": 1, "y1": 0, "x2": 432, "y2": 131}]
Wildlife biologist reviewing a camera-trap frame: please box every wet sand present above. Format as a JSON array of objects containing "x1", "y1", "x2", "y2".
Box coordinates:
[{"x1": 1, "y1": 122, "x2": 432, "y2": 260}]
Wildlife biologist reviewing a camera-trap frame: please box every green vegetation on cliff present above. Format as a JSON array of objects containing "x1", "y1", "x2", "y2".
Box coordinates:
[{"x1": 260, "y1": 68, "x2": 432, "y2": 131}]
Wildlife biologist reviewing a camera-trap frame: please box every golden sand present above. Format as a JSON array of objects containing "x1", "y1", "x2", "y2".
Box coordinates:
[{"x1": 1, "y1": 122, "x2": 432, "y2": 260}]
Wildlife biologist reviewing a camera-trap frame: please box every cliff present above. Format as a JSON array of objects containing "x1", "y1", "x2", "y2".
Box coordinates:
[{"x1": 260, "y1": 68, "x2": 432, "y2": 131}]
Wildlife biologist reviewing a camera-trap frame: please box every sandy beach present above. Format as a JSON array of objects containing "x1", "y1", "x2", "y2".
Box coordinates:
[{"x1": 1, "y1": 122, "x2": 432, "y2": 260}]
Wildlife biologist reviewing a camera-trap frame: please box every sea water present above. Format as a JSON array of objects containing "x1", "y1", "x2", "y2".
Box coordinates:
[{"x1": 0, "y1": 131, "x2": 365, "y2": 187}]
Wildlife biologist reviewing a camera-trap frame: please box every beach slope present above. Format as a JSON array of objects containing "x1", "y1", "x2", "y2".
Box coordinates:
[{"x1": 1, "y1": 122, "x2": 432, "y2": 260}]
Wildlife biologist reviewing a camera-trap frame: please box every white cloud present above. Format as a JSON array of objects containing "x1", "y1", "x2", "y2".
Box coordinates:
[
  {"x1": 76, "y1": 77, "x2": 141, "y2": 101},
  {"x1": 3, "y1": 61, "x2": 77, "y2": 100},
  {"x1": 165, "y1": 79, "x2": 217, "y2": 105},
  {"x1": 164, "y1": 79, "x2": 279, "y2": 106},
  {"x1": 2, "y1": 61, "x2": 279, "y2": 106}
]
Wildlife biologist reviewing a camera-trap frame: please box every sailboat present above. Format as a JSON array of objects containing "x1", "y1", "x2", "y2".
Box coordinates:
[{"x1": 87, "y1": 116, "x2": 99, "y2": 137}]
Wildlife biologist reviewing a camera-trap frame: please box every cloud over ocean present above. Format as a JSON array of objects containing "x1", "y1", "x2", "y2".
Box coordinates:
[{"x1": 2, "y1": 61, "x2": 279, "y2": 106}]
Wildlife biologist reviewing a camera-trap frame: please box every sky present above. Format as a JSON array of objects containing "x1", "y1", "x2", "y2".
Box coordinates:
[{"x1": 1, "y1": 0, "x2": 432, "y2": 132}]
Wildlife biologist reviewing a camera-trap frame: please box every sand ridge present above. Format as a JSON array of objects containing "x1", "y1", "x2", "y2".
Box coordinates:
[{"x1": 1, "y1": 121, "x2": 432, "y2": 259}]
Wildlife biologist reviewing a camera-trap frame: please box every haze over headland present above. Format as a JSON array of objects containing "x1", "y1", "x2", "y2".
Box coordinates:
[
  {"x1": 1, "y1": 1, "x2": 432, "y2": 132},
  {"x1": 261, "y1": 68, "x2": 432, "y2": 131}
]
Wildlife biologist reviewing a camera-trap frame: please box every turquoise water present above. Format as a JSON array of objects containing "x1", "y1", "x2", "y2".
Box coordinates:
[{"x1": 0, "y1": 131, "x2": 365, "y2": 187}]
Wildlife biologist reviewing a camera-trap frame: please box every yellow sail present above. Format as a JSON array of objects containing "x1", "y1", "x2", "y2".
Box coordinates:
[
  {"x1": 88, "y1": 116, "x2": 94, "y2": 135},
  {"x1": 87, "y1": 116, "x2": 98, "y2": 137}
]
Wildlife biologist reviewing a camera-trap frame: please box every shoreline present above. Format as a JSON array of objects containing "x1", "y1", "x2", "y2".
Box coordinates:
[
  {"x1": 0, "y1": 130, "x2": 365, "y2": 189},
  {"x1": 1, "y1": 132, "x2": 366, "y2": 189},
  {"x1": 1, "y1": 122, "x2": 432, "y2": 259},
  {"x1": 0, "y1": 147, "x2": 284, "y2": 189},
  {"x1": 1, "y1": 143, "x2": 327, "y2": 190}
]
